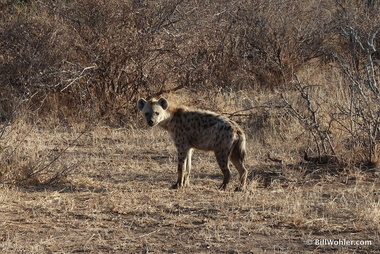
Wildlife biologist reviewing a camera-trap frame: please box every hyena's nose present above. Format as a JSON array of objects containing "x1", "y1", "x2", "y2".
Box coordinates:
[{"x1": 148, "y1": 120, "x2": 154, "y2": 126}]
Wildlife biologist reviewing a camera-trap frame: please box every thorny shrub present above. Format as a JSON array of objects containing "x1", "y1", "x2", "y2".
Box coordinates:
[{"x1": 1, "y1": 0, "x2": 380, "y2": 185}]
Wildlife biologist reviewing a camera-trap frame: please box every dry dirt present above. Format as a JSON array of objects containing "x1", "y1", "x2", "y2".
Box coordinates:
[{"x1": 1, "y1": 125, "x2": 380, "y2": 253}]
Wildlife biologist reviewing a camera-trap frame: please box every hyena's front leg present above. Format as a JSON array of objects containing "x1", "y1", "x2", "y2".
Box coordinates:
[
  {"x1": 183, "y1": 149, "x2": 193, "y2": 186},
  {"x1": 171, "y1": 147, "x2": 190, "y2": 189}
]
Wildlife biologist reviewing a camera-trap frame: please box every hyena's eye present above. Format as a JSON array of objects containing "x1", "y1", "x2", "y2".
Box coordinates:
[
  {"x1": 154, "y1": 112, "x2": 159, "y2": 116},
  {"x1": 145, "y1": 112, "x2": 150, "y2": 117}
]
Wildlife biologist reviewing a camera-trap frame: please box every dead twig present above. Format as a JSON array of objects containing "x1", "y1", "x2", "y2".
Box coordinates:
[
  {"x1": 19, "y1": 128, "x2": 88, "y2": 184},
  {"x1": 282, "y1": 76, "x2": 337, "y2": 163}
]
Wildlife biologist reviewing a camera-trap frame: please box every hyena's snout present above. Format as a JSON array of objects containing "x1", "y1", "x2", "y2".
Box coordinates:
[
  {"x1": 147, "y1": 119, "x2": 155, "y2": 126},
  {"x1": 145, "y1": 114, "x2": 158, "y2": 127}
]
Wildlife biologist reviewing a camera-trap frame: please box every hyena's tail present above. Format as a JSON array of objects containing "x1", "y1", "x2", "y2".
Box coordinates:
[
  {"x1": 230, "y1": 128, "x2": 248, "y2": 191},
  {"x1": 231, "y1": 128, "x2": 246, "y2": 162}
]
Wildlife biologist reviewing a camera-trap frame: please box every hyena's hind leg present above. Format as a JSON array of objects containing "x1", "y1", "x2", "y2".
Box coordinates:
[
  {"x1": 230, "y1": 156, "x2": 248, "y2": 191},
  {"x1": 214, "y1": 149, "x2": 231, "y2": 190},
  {"x1": 230, "y1": 141, "x2": 248, "y2": 191}
]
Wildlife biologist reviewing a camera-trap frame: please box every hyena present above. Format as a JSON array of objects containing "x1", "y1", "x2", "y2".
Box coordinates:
[{"x1": 137, "y1": 97, "x2": 248, "y2": 191}]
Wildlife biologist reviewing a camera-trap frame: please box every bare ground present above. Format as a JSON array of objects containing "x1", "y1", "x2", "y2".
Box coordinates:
[{"x1": 1, "y1": 125, "x2": 379, "y2": 253}]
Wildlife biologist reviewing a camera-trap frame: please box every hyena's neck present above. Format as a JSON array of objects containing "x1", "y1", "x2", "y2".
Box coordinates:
[
  {"x1": 158, "y1": 105, "x2": 186, "y2": 131},
  {"x1": 157, "y1": 111, "x2": 174, "y2": 130}
]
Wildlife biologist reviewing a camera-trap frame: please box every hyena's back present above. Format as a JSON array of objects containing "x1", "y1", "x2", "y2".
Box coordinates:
[{"x1": 167, "y1": 108, "x2": 242, "y2": 152}]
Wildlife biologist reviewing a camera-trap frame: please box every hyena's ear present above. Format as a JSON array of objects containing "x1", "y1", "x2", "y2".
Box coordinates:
[
  {"x1": 158, "y1": 97, "x2": 169, "y2": 110},
  {"x1": 137, "y1": 98, "x2": 147, "y2": 111}
]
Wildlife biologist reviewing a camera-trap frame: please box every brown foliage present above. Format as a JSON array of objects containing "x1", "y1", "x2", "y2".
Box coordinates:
[
  {"x1": 0, "y1": 0, "x2": 336, "y2": 119},
  {"x1": 1, "y1": 0, "x2": 380, "y2": 164}
]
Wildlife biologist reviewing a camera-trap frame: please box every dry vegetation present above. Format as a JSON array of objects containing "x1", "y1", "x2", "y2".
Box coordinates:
[
  {"x1": 1, "y1": 123, "x2": 380, "y2": 253},
  {"x1": 1, "y1": 0, "x2": 380, "y2": 253}
]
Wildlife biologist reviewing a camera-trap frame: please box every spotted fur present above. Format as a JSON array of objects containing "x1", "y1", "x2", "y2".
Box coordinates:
[{"x1": 137, "y1": 97, "x2": 248, "y2": 190}]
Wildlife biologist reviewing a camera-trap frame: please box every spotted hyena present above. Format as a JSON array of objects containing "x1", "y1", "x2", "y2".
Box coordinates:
[{"x1": 137, "y1": 97, "x2": 248, "y2": 191}]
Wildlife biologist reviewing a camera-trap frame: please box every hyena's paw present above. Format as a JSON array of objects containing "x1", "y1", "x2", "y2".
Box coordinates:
[
  {"x1": 218, "y1": 183, "x2": 227, "y2": 191},
  {"x1": 170, "y1": 182, "x2": 180, "y2": 189},
  {"x1": 171, "y1": 181, "x2": 190, "y2": 189}
]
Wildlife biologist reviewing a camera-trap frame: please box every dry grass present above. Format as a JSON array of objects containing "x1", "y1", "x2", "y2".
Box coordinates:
[
  {"x1": 1, "y1": 1, "x2": 380, "y2": 252},
  {"x1": 1, "y1": 121, "x2": 379, "y2": 253},
  {"x1": 0, "y1": 0, "x2": 380, "y2": 253}
]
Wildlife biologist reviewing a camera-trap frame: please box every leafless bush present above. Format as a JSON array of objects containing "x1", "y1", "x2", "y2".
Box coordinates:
[
  {"x1": 231, "y1": 0, "x2": 336, "y2": 89},
  {"x1": 0, "y1": 0, "x2": 336, "y2": 119},
  {"x1": 326, "y1": 1, "x2": 380, "y2": 164},
  {"x1": 271, "y1": 1, "x2": 380, "y2": 165},
  {"x1": 282, "y1": 76, "x2": 337, "y2": 164},
  {"x1": 0, "y1": 116, "x2": 87, "y2": 185},
  {"x1": 2, "y1": 0, "x2": 380, "y2": 166}
]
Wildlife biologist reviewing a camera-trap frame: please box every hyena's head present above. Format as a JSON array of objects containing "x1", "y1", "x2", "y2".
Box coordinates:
[{"x1": 137, "y1": 97, "x2": 169, "y2": 127}]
